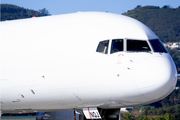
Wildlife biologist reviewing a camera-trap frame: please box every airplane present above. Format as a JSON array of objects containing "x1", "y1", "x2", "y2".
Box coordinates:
[{"x1": 0, "y1": 11, "x2": 179, "y2": 120}]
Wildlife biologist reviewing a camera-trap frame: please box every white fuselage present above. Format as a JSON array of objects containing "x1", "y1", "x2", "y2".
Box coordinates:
[{"x1": 0, "y1": 12, "x2": 177, "y2": 114}]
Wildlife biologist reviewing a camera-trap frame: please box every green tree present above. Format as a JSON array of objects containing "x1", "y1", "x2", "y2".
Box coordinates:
[
  {"x1": 166, "y1": 106, "x2": 175, "y2": 114},
  {"x1": 164, "y1": 113, "x2": 173, "y2": 120},
  {"x1": 122, "y1": 113, "x2": 135, "y2": 120},
  {"x1": 142, "y1": 106, "x2": 151, "y2": 115},
  {"x1": 138, "y1": 115, "x2": 149, "y2": 120},
  {"x1": 149, "y1": 118, "x2": 155, "y2": 120},
  {"x1": 162, "y1": 5, "x2": 171, "y2": 9},
  {"x1": 174, "y1": 104, "x2": 180, "y2": 120},
  {"x1": 156, "y1": 116, "x2": 165, "y2": 120},
  {"x1": 157, "y1": 108, "x2": 165, "y2": 115},
  {"x1": 39, "y1": 8, "x2": 50, "y2": 15}
]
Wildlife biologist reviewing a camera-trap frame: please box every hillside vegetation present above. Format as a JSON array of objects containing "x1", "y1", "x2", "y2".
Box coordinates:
[
  {"x1": 123, "y1": 5, "x2": 180, "y2": 43},
  {"x1": 0, "y1": 4, "x2": 49, "y2": 21}
]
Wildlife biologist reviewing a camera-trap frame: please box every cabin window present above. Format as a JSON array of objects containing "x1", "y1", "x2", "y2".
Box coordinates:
[
  {"x1": 111, "y1": 39, "x2": 123, "y2": 54},
  {"x1": 149, "y1": 39, "x2": 167, "y2": 53},
  {"x1": 127, "y1": 40, "x2": 151, "y2": 52},
  {"x1": 96, "y1": 40, "x2": 109, "y2": 54}
]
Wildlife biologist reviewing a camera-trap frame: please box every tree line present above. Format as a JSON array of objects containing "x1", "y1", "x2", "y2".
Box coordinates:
[
  {"x1": 141, "y1": 104, "x2": 180, "y2": 120},
  {"x1": 122, "y1": 113, "x2": 174, "y2": 120},
  {"x1": 0, "y1": 4, "x2": 50, "y2": 21}
]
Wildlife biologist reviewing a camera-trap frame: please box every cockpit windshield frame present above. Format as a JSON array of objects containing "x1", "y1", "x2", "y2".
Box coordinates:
[{"x1": 96, "y1": 38, "x2": 167, "y2": 54}]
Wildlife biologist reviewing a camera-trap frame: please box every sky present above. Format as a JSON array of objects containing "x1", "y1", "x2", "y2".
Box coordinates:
[{"x1": 1, "y1": 0, "x2": 180, "y2": 15}]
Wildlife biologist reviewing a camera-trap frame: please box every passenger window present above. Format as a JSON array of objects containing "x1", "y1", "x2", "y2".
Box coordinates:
[
  {"x1": 111, "y1": 39, "x2": 123, "y2": 54},
  {"x1": 96, "y1": 40, "x2": 109, "y2": 54},
  {"x1": 127, "y1": 40, "x2": 151, "y2": 52},
  {"x1": 149, "y1": 39, "x2": 167, "y2": 53}
]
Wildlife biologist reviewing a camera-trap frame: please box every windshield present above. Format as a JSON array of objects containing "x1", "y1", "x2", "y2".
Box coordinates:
[
  {"x1": 111, "y1": 39, "x2": 123, "y2": 54},
  {"x1": 127, "y1": 39, "x2": 151, "y2": 52},
  {"x1": 96, "y1": 40, "x2": 109, "y2": 54},
  {"x1": 149, "y1": 39, "x2": 167, "y2": 53}
]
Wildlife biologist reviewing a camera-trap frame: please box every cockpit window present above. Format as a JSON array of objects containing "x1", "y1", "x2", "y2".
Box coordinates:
[
  {"x1": 127, "y1": 40, "x2": 151, "y2": 52},
  {"x1": 149, "y1": 39, "x2": 167, "y2": 53},
  {"x1": 96, "y1": 40, "x2": 109, "y2": 54},
  {"x1": 111, "y1": 39, "x2": 123, "y2": 54}
]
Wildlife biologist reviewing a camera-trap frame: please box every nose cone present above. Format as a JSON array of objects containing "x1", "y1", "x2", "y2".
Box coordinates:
[{"x1": 135, "y1": 55, "x2": 177, "y2": 100}]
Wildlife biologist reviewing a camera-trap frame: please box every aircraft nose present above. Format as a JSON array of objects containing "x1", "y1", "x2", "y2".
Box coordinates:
[{"x1": 135, "y1": 55, "x2": 177, "y2": 100}]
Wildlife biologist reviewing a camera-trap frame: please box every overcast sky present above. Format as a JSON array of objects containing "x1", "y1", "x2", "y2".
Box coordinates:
[{"x1": 1, "y1": 0, "x2": 180, "y2": 15}]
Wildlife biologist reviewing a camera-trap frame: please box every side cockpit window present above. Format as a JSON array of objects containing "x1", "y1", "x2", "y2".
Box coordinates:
[
  {"x1": 111, "y1": 39, "x2": 123, "y2": 54},
  {"x1": 149, "y1": 39, "x2": 167, "y2": 53},
  {"x1": 96, "y1": 40, "x2": 109, "y2": 54},
  {"x1": 127, "y1": 40, "x2": 151, "y2": 52}
]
